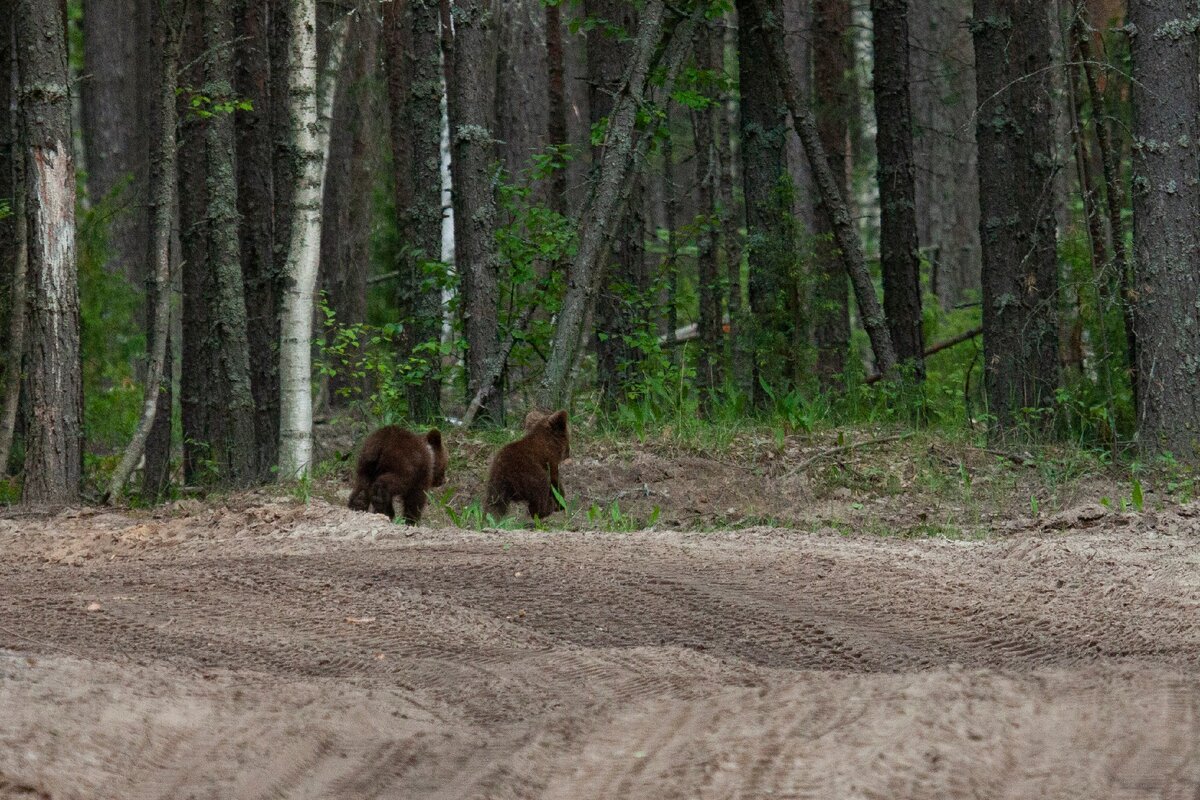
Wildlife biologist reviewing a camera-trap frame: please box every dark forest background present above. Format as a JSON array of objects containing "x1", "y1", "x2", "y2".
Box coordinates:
[{"x1": 2, "y1": 0, "x2": 1199, "y2": 506}]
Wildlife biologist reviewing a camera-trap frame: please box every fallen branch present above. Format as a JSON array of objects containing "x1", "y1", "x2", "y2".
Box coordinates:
[
  {"x1": 787, "y1": 432, "x2": 917, "y2": 476},
  {"x1": 865, "y1": 326, "x2": 983, "y2": 384}
]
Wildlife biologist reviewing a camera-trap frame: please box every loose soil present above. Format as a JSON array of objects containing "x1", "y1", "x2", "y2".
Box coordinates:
[{"x1": 2, "y1": 446, "x2": 1199, "y2": 798}]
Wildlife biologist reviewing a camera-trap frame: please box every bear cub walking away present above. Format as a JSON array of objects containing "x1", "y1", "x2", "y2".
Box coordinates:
[
  {"x1": 349, "y1": 426, "x2": 448, "y2": 524},
  {"x1": 485, "y1": 410, "x2": 570, "y2": 519}
]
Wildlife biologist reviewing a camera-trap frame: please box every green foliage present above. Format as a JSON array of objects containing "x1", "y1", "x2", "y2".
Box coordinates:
[
  {"x1": 78, "y1": 189, "x2": 144, "y2": 472},
  {"x1": 316, "y1": 297, "x2": 454, "y2": 424},
  {"x1": 0, "y1": 199, "x2": 10, "y2": 221},
  {"x1": 176, "y1": 87, "x2": 254, "y2": 119}
]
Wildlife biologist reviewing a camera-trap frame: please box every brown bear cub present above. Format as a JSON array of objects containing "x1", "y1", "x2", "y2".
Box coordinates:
[
  {"x1": 348, "y1": 426, "x2": 448, "y2": 524},
  {"x1": 485, "y1": 410, "x2": 570, "y2": 519}
]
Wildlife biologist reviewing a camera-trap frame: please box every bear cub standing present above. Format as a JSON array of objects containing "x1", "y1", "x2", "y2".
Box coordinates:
[
  {"x1": 485, "y1": 410, "x2": 570, "y2": 519},
  {"x1": 349, "y1": 426, "x2": 448, "y2": 524}
]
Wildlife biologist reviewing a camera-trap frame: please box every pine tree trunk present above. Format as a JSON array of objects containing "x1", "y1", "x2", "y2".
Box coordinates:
[
  {"x1": 1129, "y1": 0, "x2": 1200, "y2": 460},
  {"x1": 104, "y1": 5, "x2": 181, "y2": 503},
  {"x1": 694, "y1": 18, "x2": 723, "y2": 403},
  {"x1": 910, "y1": 0, "x2": 980, "y2": 308},
  {"x1": 972, "y1": 0, "x2": 1061, "y2": 437},
  {"x1": 545, "y1": 0, "x2": 568, "y2": 214},
  {"x1": 0, "y1": 12, "x2": 28, "y2": 475},
  {"x1": 496, "y1": 0, "x2": 548, "y2": 182},
  {"x1": 717, "y1": 12, "x2": 745, "y2": 388},
  {"x1": 320, "y1": 8, "x2": 378, "y2": 410},
  {"x1": 871, "y1": 0, "x2": 925, "y2": 379},
  {"x1": 384, "y1": 0, "x2": 444, "y2": 421},
  {"x1": 812, "y1": 0, "x2": 852, "y2": 387},
  {"x1": 81, "y1": 0, "x2": 150, "y2": 293},
  {"x1": 178, "y1": 0, "x2": 209, "y2": 485},
  {"x1": 736, "y1": 0, "x2": 792, "y2": 404},
  {"x1": 235, "y1": 0, "x2": 282, "y2": 477},
  {"x1": 15, "y1": 0, "x2": 82, "y2": 505},
  {"x1": 202, "y1": 0, "x2": 259, "y2": 485},
  {"x1": 448, "y1": 0, "x2": 502, "y2": 421}
]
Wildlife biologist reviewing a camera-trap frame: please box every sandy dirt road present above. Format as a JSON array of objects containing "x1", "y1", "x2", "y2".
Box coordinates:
[{"x1": 1, "y1": 499, "x2": 1199, "y2": 799}]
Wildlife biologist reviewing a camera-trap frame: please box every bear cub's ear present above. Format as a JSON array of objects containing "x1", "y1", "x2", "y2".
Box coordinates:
[
  {"x1": 548, "y1": 410, "x2": 568, "y2": 434},
  {"x1": 426, "y1": 429, "x2": 443, "y2": 449}
]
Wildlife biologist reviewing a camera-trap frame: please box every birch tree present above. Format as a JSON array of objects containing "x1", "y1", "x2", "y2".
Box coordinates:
[
  {"x1": 278, "y1": 1, "x2": 350, "y2": 478},
  {"x1": 15, "y1": 0, "x2": 82, "y2": 505}
]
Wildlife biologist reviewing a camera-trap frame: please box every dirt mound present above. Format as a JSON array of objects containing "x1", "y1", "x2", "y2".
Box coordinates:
[{"x1": 1, "y1": 497, "x2": 1199, "y2": 797}]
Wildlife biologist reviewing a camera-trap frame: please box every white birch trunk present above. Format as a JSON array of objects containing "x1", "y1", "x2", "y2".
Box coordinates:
[{"x1": 278, "y1": 3, "x2": 350, "y2": 478}]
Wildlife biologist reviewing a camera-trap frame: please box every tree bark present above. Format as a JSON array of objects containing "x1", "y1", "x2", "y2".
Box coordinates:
[
  {"x1": 0, "y1": 12, "x2": 28, "y2": 475},
  {"x1": 545, "y1": 0, "x2": 568, "y2": 214},
  {"x1": 587, "y1": 0, "x2": 647, "y2": 408},
  {"x1": 496, "y1": 0, "x2": 548, "y2": 181},
  {"x1": 384, "y1": 0, "x2": 443, "y2": 421},
  {"x1": 750, "y1": 0, "x2": 900, "y2": 381},
  {"x1": 81, "y1": 0, "x2": 150, "y2": 292},
  {"x1": 871, "y1": 0, "x2": 925, "y2": 379},
  {"x1": 448, "y1": 0, "x2": 502, "y2": 421},
  {"x1": 972, "y1": 0, "x2": 1061, "y2": 437},
  {"x1": 909, "y1": 0, "x2": 980, "y2": 308},
  {"x1": 320, "y1": 7, "x2": 378, "y2": 409},
  {"x1": 1128, "y1": 0, "x2": 1200, "y2": 460},
  {"x1": 694, "y1": 18, "x2": 723, "y2": 403},
  {"x1": 535, "y1": 1, "x2": 700, "y2": 409},
  {"x1": 202, "y1": 0, "x2": 260, "y2": 485},
  {"x1": 277, "y1": 0, "x2": 348, "y2": 477},
  {"x1": 235, "y1": 0, "x2": 282, "y2": 477},
  {"x1": 736, "y1": 0, "x2": 792, "y2": 403},
  {"x1": 15, "y1": 0, "x2": 82, "y2": 505},
  {"x1": 104, "y1": 5, "x2": 182, "y2": 503},
  {"x1": 717, "y1": 11, "x2": 745, "y2": 388},
  {"x1": 811, "y1": 0, "x2": 852, "y2": 386}
]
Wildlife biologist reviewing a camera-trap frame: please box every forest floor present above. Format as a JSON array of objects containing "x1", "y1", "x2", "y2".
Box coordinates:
[{"x1": 2, "y1": 430, "x2": 1199, "y2": 798}]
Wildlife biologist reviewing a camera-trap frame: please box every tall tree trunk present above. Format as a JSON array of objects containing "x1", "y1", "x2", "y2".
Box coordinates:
[
  {"x1": 81, "y1": 0, "x2": 150, "y2": 292},
  {"x1": 15, "y1": 0, "x2": 82, "y2": 505},
  {"x1": 909, "y1": 0, "x2": 980, "y2": 308},
  {"x1": 496, "y1": 0, "x2": 548, "y2": 181},
  {"x1": 811, "y1": 0, "x2": 852, "y2": 386},
  {"x1": 717, "y1": 11, "x2": 745, "y2": 388},
  {"x1": 448, "y1": 0, "x2": 501, "y2": 421},
  {"x1": 202, "y1": 0, "x2": 259, "y2": 484},
  {"x1": 1129, "y1": 0, "x2": 1200, "y2": 460},
  {"x1": 536, "y1": 2, "x2": 700, "y2": 409},
  {"x1": 0, "y1": 11, "x2": 28, "y2": 475},
  {"x1": 545, "y1": 0, "x2": 568, "y2": 214},
  {"x1": 587, "y1": 0, "x2": 647, "y2": 408},
  {"x1": 278, "y1": 0, "x2": 347, "y2": 477},
  {"x1": 178, "y1": 0, "x2": 209, "y2": 485},
  {"x1": 871, "y1": 0, "x2": 925, "y2": 379},
  {"x1": 104, "y1": 3, "x2": 182, "y2": 503},
  {"x1": 972, "y1": 0, "x2": 1061, "y2": 437},
  {"x1": 384, "y1": 0, "x2": 443, "y2": 421},
  {"x1": 736, "y1": 0, "x2": 792, "y2": 404},
  {"x1": 751, "y1": 0, "x2": 900, "y2": 382},
  {"x1": 236, "y1": 0, "x2": 282, "y2": 476},
  {"x1": 320, "y1": 8, "x2": 378, "y2": 409},
  {"x1": 694, "y1": 18, "x2": 723, "y2": 403}
]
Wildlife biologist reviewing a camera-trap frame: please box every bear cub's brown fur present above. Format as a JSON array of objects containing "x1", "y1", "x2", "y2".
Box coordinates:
[
  {"x1": 485, "y1": 410, "x2": 570, "y2": 519},
  {"x1": 349, "y1": 426, "x2": 447, "y2": 524}
]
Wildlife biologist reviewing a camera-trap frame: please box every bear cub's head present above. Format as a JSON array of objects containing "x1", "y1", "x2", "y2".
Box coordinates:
[
  {"x1": 525, "y1": 409, "x2": 570, "y2": 462},
  {"x1": 426, "y1": 429, "x2": 448, "y2": 487}
]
